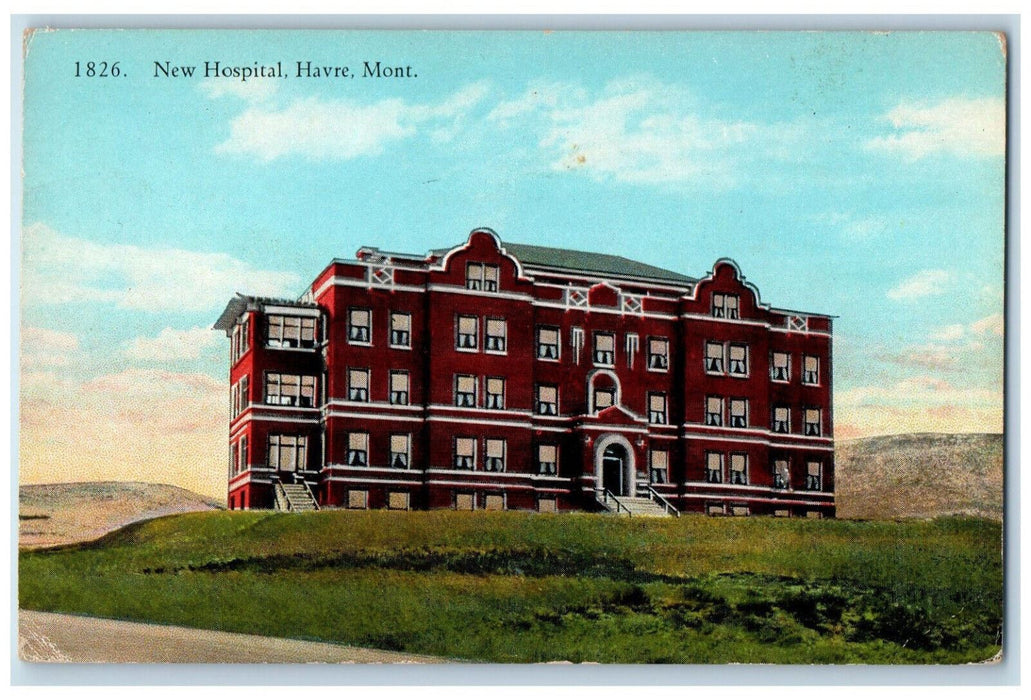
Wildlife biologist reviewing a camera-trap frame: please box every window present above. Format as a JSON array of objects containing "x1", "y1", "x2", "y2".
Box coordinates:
[
  {"x1": 538, "y1": 444, "x2": 558, "y2": 475},
  {"x1": 705, "y1": 341, "x2": 725, "y2": 373},
  {"x1": 804, "y1": 408, "x2": 822, "y2": 436},
  {"x1": 390, "y1": 312, "x2": 411, "y2": 348},
  {"x1": 466, "y1": 262, "x2": 499, "y2": 291},
  {"x1": 231, "y1": 317, "x2": 250, "y2": 364},
  {"x1": 389, "y1": 434, "x2": 410, "y2": 469},
  {"x1": 389, "y1": 371, "x2": 409, "y2": 405},
  {"x1": 730, "y1": 453, "x2": 748, "y2": 485},
  {"x1": 773, "y1": 459, "x2": 790, "y2": 489},
  {"x1": 705, "y1": 396, "x2": 724, "y2": 426},
  {"x1": 648, "y1": 337, "x2": 669, "y2": 370},
  {"x1": 267, "y1": 314, "x2": 316, "y2": 349},
  {"x1": 730, "y1": 398, "x2": 748, "y2": 428},
  {"x1": 706, "y1": 452, "x2": 723, "y2": 483},
  {"x1": 594, "y1": 386, "x2": 616, "y2": 411},
  {"x1": 484, "y1": 494, "x2": 504, "y2": 511},
  {"x1": 234, "y1": 436, "x2": 248, "y2": 475},
  {"x1": 713, "y1": 293, "x2": 739, "y2": 319},
  {"x1": 347, "y1": 432, "x2": 368, "y2": 466},
  {"x1": 537, "y1": 385, "x2": 558, "y2": 415},
  {"x1": 454, "y1": 437, "x2": 476, "y2": 469},
  {"x1": 232, "y1": 375, "x2": 249, "y2": 417},
  {"x1": 456, "y1": 315, "x2": 478, "y2": 350},
  {"x1": 806, "y1": 461, "x2": 823, "y2": 490},
  {"x1": 650, "y1": 450, "x2": 668, "y2": 484},
  {"x1": 771, "y1": 352, "x2": 790, "y2": 381},
  {"x1": 485, "y1": 439, "x2": 506, "y2": 472},
  {"x1": 803, "y1": 355, "x2": 820, "y2": 384},
  {"x1": 388, "y1": 492, "x2": 410, "y2": 510},
  {"x1": 265, "y1": 373, "x2": 316, "y2": 407},
  {"x1": 348, "y1": 369, "x2": 369, "y2": 402},
  {"x1": 728, "y1": 344, "x2": 748, "y2": 376},
  {"x1": 648, "y1": 393, "x2": 668, "y2": 424},
  {"x1": 455, "y1": 375, "x2": 477, "y2": 408},
  {"x1": 537, "y1": 326, "x2": 560, "y2": 360},
  {"x1": 268, "y1": 434, "x2": 307, "y2": 471},
  {"x1": 348, "y1": 308, "x2": 371, "y2": 344},
  {"x1": 593, "y1": 332, "x2": 615, "y2": 365},
  {"x1": 772, "y1": 406, "x2": 790, "y2": 433},
  {"x1": 486, "y1": 377, "x2": 506, "y2": 409},
  {"x1": 485, "y1": 318, "x2": 507, "y2": 353}
]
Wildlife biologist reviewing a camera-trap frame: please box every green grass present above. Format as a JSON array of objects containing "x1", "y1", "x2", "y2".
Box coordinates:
[{"x1": 18, "y1": 510, "x2": 1002, "y2": 663}]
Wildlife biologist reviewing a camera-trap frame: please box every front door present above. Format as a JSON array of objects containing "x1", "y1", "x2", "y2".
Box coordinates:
[{"x1": 602, "y1": 444, "x2": 628, "y2": 496}]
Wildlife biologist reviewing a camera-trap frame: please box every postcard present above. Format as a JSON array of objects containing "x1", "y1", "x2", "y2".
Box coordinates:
[{"x1": 16, "y1": 27, "x2": 1006, "y2": 671}]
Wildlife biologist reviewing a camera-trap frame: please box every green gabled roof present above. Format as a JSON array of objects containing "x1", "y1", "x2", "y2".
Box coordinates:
[{"x1": 435, "y1": 242, "x2": 696, "y2": 285}]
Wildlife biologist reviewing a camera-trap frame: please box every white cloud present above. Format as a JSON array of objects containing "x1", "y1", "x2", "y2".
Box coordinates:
[
  {"x1": 213, "y1": 82, "x2": 490, "y2": 161},
  {"x1": 20, "y1": 368, "x2": 229, "y2": 500},
  {"x1": 20, "y1": 326, "x2": 80, "y2": 369},
  {"x1": 836, "y1": 375, "x2": 1003, "y2": 437},
  {"x1": 125, "y1": 326, "x2": 223, "y2": 362},
  {"x1": 865, "y1": 97, "x2": 1005, "y2": 160},
  {"x1": 488, "y1": 77, "x2": 790, "y2": 187},
  {"x1": 886, "y1": 269, "x2": 951, "y2": 300},
  {"x1": 929, "y1": 324, "x2": 966, "y2": 342},
  {"x1": 971, "y1": 312, "x2": 1004, "y2": 337},
  {"x1": 22, "y1": 222, "x2": 301, "y2": 312}
]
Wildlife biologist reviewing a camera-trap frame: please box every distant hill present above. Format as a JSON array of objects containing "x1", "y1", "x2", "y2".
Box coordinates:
[
  {"x1": 19, "y1": 482, "x2": 222, "y2": 549},
  {"x1": 835, "y1": 433, "x2": 1003, "y2": 521}
]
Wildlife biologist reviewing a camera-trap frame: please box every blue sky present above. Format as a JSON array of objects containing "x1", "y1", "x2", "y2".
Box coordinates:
[{"x1": 19, "y1": 30, "x2": 1006, "y2": 498}]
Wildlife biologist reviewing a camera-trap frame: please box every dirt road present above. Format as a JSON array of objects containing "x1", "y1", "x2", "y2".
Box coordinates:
[{"x1": 18, "y1": 610, "x2": 444, "y2": 664}]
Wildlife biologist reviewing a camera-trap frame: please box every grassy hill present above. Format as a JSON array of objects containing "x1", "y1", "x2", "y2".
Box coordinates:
[
  {"x1": 835, "y1": 433, "x2": 1003, "y2": 521},
  {"x1": 19, "y1": 510, "x2": 1002, "y2": 664},
  {"x1": 19, "y1": 482, "x2": 222, "y2": 549}
]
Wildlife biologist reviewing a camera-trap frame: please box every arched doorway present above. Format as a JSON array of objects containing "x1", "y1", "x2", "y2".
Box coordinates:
[{"x1": 594, "y1": 434, "x2": 635, "y2": 497}]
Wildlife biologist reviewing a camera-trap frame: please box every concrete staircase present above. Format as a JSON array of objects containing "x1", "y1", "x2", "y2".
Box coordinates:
[
  {"x1": 617, "y1": 496, "x2": 674, "y2": 518},
  {"x1": 276, "y1": 482, "x2": 319, "y2": 512}
]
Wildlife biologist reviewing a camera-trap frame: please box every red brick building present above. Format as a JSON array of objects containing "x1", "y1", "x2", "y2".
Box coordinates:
[{"x1": 215, "y1": 228, "x2": 835, "y2": 517}]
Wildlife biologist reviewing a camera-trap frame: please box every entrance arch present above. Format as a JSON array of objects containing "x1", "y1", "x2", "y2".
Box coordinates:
[{"x1": 593, "y1": 433, "x2": 636, "y2": 497}]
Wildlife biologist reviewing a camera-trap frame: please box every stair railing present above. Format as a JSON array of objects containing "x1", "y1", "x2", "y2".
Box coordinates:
[
  {"x1": 301, "y1": 480, "x2": 320, "y2": 511},
  {"x1": 600, "y1": 489, "x2": 632, "y2": 517},
  {"x1": 647, "y1": 486, "x2": 680, "y2": 518},
  {"x1": 272, "y1": 478, "x2": 291, "y2": 512}
]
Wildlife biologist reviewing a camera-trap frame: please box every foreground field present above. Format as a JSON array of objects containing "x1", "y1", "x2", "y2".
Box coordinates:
[{"x1": 19, "y1": 510, "x2": 1002, "y2": 664}]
